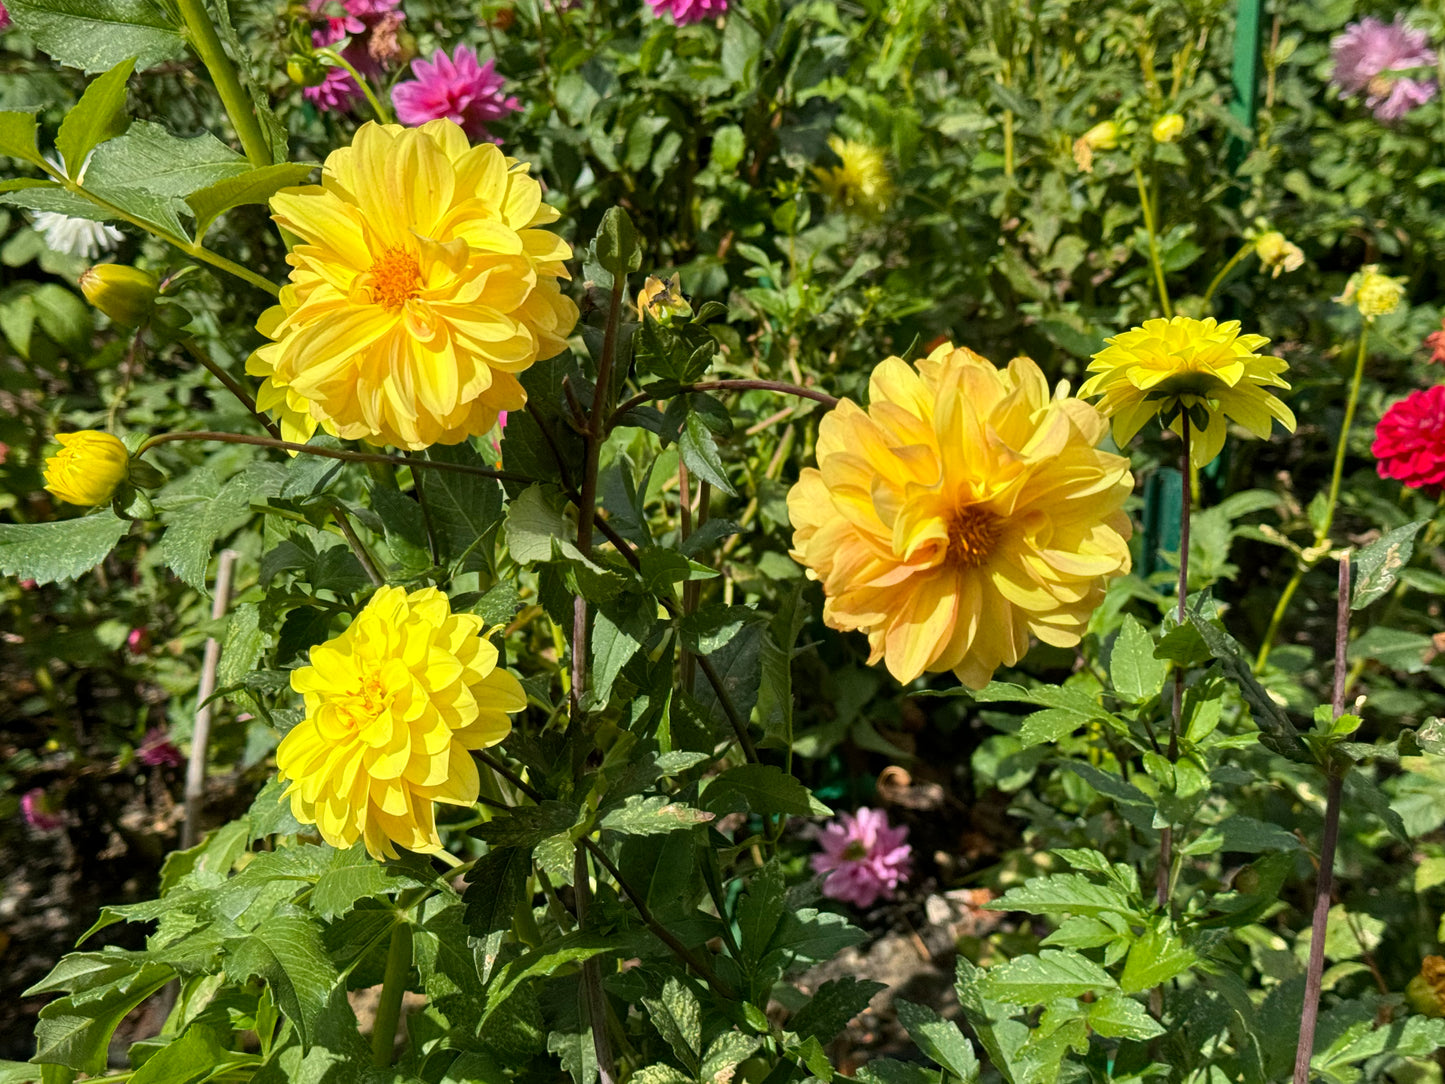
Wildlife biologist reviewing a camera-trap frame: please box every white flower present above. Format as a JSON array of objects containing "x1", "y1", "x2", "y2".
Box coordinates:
[{"x1": 32, "y1": 212, "x2": 122, "y2": 259}]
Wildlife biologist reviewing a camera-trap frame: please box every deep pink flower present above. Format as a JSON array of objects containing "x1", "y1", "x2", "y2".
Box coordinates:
[
  {"x1": 392, "y1": 46, "x2": 520, "y2": 141},
  {"x1": 125, "y1": 627, "x2": 150, "y2": 655},
  {"x1": 21, "y1": 788, "x2": 63, "y2": 832},
  {"x1": 810, "y1": 807, "x2": 911, "y2": 909},
  {"x1": 1331, "y1": 17, "x2": 1437, "y2": 121},
  {"x1": 646, "y1": 0, "x2": 726, "y2": 24},
  {"x1": 304, "y1": 23, "x2": 365, "y2": 112},
  {"x1": 137, "y1": 728, "x2": 184, "y2": 768},
  {"x1": 1373, "y1": 385, "x2": 1445, "y2": 492},
  {"x1": 0, "y1": 3, "x2": 11, "y2": 32}
]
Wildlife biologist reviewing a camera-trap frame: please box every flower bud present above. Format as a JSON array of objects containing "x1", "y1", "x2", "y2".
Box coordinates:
[
  {"x1": 1253, "y1": 231, "x2": 1304, "y2": 278},
  {"x1": 1337, "y1": 264, "x2": 1407, "y2": 319},
  {"x1": 79, "y1": 264, "x2": 159, "y2": 327},
  {"x1": 1072, "y1": 120, "x2": 1119, "y2": 172},
  {"x1": 43, "y1": 430, "x2": 130, "y2": 507},
  {"x1": 1151, "y1": 113, "x2": 1185, "y2": 143},
  {"x1": 637, "y1": 273, "x2": 692, "y2": 322},
  {"x1": 1407, "y1": 956, "x2": 1445, "y2": 1017},
  {"x1": 286, "y1": 54, "x2": 330, "y2": 88}
]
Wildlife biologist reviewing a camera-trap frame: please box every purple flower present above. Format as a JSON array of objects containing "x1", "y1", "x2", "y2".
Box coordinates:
[
  {"x1": 392, "y1": 46, "x2": 520, "y2": 142},
  {"x1": 1331, "y1": 16, "x2": 1438, "y2": 121},
  {"x1": 137, "y1": 728, "x2": 184, "y2": 769},
  {"x1": 810, "y1": 807, "x2": 911, "y2": 909},
  {"x1": 646, "y1": 0, "x2": 727, "y2": 25},
  {"x1": 304, "y1": 22, "x2": 366, "y2": 113},
  {"x1": 21, "y1": 788, "x2": 63, "y2": 832}
]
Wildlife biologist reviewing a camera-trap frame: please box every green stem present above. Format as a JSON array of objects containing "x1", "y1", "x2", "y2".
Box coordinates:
[
  {"x1": 328, "y1": 500, "x2": 384, "y2": 586},
  {"x1": 371, "y1": 919, "x2": 413, "y2": 1067},
  {"x1": 180, "y1": 338, "x2": 282, "y2": 440},
  {"x1": 318, "y1": 48, "x2": 394, "y2": 123},
  {"x1": 1201, "y1": 240, "x2": 1256, "y2": 308},
  {"x1": 1133, "y1": 162, "x2": 1173, "y2": 317},
  {"x1": 175, "y1": 0, "x2": 272, "y2": 167}
]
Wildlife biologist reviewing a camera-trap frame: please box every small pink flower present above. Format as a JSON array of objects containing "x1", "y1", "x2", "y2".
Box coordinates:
[
  {"x1": 392, "y1": 46, "x2": 520, "y2": 141},
  {"x1": 810, "y1": 807, "x2": 911, "y2": 909},
  {"x1": 137, "y1": 728, "x2": 184, "y2": 768},
  {"x1": 1425, "y1": 320, "x2": 1445, "y2": 364},
  {"x1": 21, "y1": 788, "x2": 63, "y2": 832},
  {"x1": 0, "y1": 3, "x2": 11, "y2": 32},
  {"x1": 0, "y1": 441, "x2": 9, "y2": 464},
  {"x1": 304, "y1": 23, "x2": 365, "y2": 112},
  {"x1": 646, "y1": 0, "x2": 726, "y2": 24},
  {"x1": 492, "y1": 410, "x2": 509, "y2": 464},
  {"x1": 125, "y1": 627, "x2": 150, "y2": 655},
  {"x1": 1331, "y1": 17, "x2": 1438, "y2": 121},
  {"x1": 19, "y1": 579, "x2": 37, "y2": 590}
]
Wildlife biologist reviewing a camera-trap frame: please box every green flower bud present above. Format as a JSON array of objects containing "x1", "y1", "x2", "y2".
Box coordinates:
[
  {"x1": 287, "y1": 55, "x2": 330, "y2": 88},
  {"x1": 79, "y1": 264, "x2": 159, "y2": 327}
]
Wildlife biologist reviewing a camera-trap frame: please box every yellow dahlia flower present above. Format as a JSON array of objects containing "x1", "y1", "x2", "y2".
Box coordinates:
[
  {"x1": 1080, "y1": 317, "x2": 1296, "y2": 470},
  {"x1": 1253, "y1": 230, "x2": 1304, "y2": 278},
  {"x1": 815, "y1": 137, "x2": 894, "y2": 218},
  {"x1": 1336, "y1": 264, "x2": 1406, "y2": 320},
  {"x1": 787, "y1": 345, "x2": 1133, "y2": 689},
  {"x1": 43, "y1": 431, "x2": 129, "y2": 506},
  {"x1": 247, "y1": 119, "x2": 579, "y2": 450},
  {"x1": 276, "y1": 585, "x2": 525, "y2": 859}
]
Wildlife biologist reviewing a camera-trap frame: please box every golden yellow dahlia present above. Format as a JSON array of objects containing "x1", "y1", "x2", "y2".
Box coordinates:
[
  {"x1": 43, "y1": 431, "x2": 129, "y2": 506},
  {"x1": 815, "y1": 137, "x2": 894, "y2": 218},
  {"x1": 276, "y1": 585, "x2": 525, "y2": 859},
  {"x1": 1080, "y1": 316, "x2": 1296, "y2": 470},
  {"x1": 787, "y1": 345, "x2": 1134, "y2": 689},
  {"x1": 247, "y1": 119, "x2": 579, "y2": 450}
]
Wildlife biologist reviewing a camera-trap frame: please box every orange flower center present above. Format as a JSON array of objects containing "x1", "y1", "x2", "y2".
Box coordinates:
[
  {"x1": 947, "y1": 505, "x2": 1001, "y2": 568},
  {"x1": 368, "y1": 247, "x2": 422, "y2": 311},
  {"x1": 339, "y1": 670, "x2": 390, "y2": 730}
]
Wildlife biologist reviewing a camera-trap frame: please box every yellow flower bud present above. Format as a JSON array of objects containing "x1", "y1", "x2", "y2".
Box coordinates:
[
  {"x1": 43, "y1": 431, "x2": 130, "y2": 507},
  {"x1": 1336, "y1": 264, "x2": 1407, "y2": 320},
  {"x1": 79, "y1": 264, "x2": 159, "y2": 327},
  {"x1": 636, "y1": 274, "x2": 691, "y2": 322},
  {"x1": 1253, "y1": 231, "x2": 1304, "y2": 278},
  {"x1": 1072, "y1": 120, "x2": 1119, "y2": 172},
  {"x1": 1151, "y1": 114, "x2": 1185, "y2": 143},
  {"x1": 1407, "y1": 956, "x2": 1445, "y2": 1017}
]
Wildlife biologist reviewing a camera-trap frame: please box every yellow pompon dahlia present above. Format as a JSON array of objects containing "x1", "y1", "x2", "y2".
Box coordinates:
[
  {"x1": 247, "y1": 119, "x2": 579, "y2": 450},
  {"x1": 43, "y1": 431, "x2": 129, "y2": 506},
  {"x1": 1080, "y1": 317, "x2": 1296, "y2": 470},
  {"x1": 276, "y1": 585, "x2": 525, "y2": 859},
  {"x1": 787, "y1": 345, "x2": 1134, "y2": 689},
  {"x1": 815, "y1": 137, "x2": 894, "y2": 218}
]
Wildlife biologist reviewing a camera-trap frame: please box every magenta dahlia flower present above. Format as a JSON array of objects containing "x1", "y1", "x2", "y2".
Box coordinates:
[
  {"x1": 21, "y1": 788, "x2": 63, "y2": 832},
  {"x1": 810, "y1": 807, "x2": 911, "y2": 909},
  {"x1": 1373, "y1": 385, "x2": 1445, "y2": 492},
  {"x1": 646, "y1": 0, "x2": 727, "y2": 25},
  {"x1": 0, "y1": 3, "x2": 11, "y2": 31},
  {"x1": 304, "y1": 23, "x2": 365, "y2": 113},
  {"x1": 1331, "y1": 16, "x2": 1438, "y2": 121},
  {"x1": 392, "y1": 46, "x2": 520, "y2": 141}
]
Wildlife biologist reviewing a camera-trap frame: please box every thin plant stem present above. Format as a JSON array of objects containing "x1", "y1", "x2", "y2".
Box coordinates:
[
  {"x1": 1158, "y1": 415, "x2": 1191, "y2": 912},
  {"x1": 608, "y1": 379, "x2": 837, "y2": 431},
  {"x1": 317, "y1": 48, "x2": 393, "y2": 123},
  {"x1": 371, "y1": 918, "x2": 413, "y2": 1067},
  {"x1": 405, "y1": 452, "x2": 443, "y2": 568},
  {"x1": 328, "y1": 501, "x2": 384, "y2": 587},
  {"x1": 174, "y1": 0, "x2": 273, "y2": 167},
  {"x1": 573, "y1": 848, "x2": 617, "y2": 1084},
  {"x1": 1257, "y1": 326, "x2": 1370, "y2": 672},
  {"x1": 1201, "y1": 240, "x2": 1255, "y2": 309},
  {"x1": 1133, "y1": 162, "x2": 1173, "y2": 317},
  {"x1": 180, "y1": 339, "x2": 283, "y2": 440}
]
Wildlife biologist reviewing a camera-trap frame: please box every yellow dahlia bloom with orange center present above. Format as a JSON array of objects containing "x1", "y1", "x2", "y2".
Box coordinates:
[
  {"x1": 1080, "y1": 317, "x2": 1296, "y2": 470},
  {"x1": 787, "y1": 344, "x2": 1134, "y2": 689},
  {"x1": 276, "y1": 585, "x2": 525, "y2": 859},
  {"x1": 247, "y1": 119, "x2": 579, "y2": 450}
]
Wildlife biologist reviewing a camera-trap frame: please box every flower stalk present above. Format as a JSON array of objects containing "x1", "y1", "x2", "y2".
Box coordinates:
[
  {"x1": 371, "y1": 918, "x2": 413, "y2": 1067},
  {"x1": 1133, "y1": 162, "x2": 1173, "y2": 317},
  {"x1": 174, "y1": 0, "x2": 273, "y2": 167}
]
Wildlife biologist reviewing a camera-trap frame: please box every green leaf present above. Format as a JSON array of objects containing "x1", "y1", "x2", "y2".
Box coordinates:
[
  {"x1": 987, "y1": 873, "x2": 1137, "y2": 920},
  {"x1": 185, "y1": 161, "x2": 315, "y2": 240},
  {"x1": 471, "y1": 800, "x2": 582, "y2": 848},
  {"x1": 480, "y1": 932, "x2": 616, "y2": 1028},
  {"x1": 1110, "y1": 615, "x2": 1167, "y2": 703},
  {"x1": 679, "y1": 411, "x2": 736, "y2": 495},
  {"x1": 1352, "y1": 519, "x2": 1428, "y2": 610},
  {"x1": 855, "y1": 1060, "x2": 941, "y2": 1084},
  {"x1": 790, "y1": 977, "x2": 886, "y2": 1044},
  {"x1": 641, "y1": 977, "x2": 702, "y2": 1073},
  {"x1": 503, "y1": 484, "x2": 574, "y2": 565},
  {"x1": 128, "y1": 1022, "x2": 238, "y2": 1084},
  {"x1": 591, "y1": 601, "x2": 646, "y2": 705},
  {"x1": 895, "y1": 999, "x2": 981, "y2": 1081},
  {"x1": 55, "y1": 57, "x2": 134, "y2": 175},
  {"x1": 598, "y1": 795, "x2": 714, "y2": 836},
  {"x1": 462, "y1": 845, "x2": 531, "y2": 984},
  {"x1": 311, "y1": 846, "x2": 426, "y2": 920},
  {"x1": 701, "y1": 763, "x2": 830, "y2": 818},
  {"x1": 32, "y1": 963, "x2": 173, "y2": 1073},
  {"x1": 761, "y1": 908, "x2": 865, "y2": 968},
  {"x1": 157, "y1": 463, "x2": 281, "y2": 593},
  {"x1": 223, "y1": 915, "x2": 340, "y2": 1050},
  {"x1": 86, "y1": 120, "x2": 248, "y2": 199},
  {"x1": 1017, "y1": 707, "x2": 1090, "y2": 747},
  {"x1": 0, "y1": 512, "x2": 129, "y2": 585},
  {"x1": 0, "y1": 110, "x2": 43, "y2": 167},
  {"x1": 1118, "y1": 924, "x2": 1196, "y2": 993},
  {"x1": 954, "y1": 958, "x2": 1035, "y2": 1084},
  {"x1": 594, "y1": 206, "x2": 642, "y2": 279},
  {"x1": 1086, "y1": 990, "x2": 1164, "y2": 1040},
  {"x1": 979, "y1": 950, "x2": 1117, "y2": 1005},
  {"x1": 737, "y1": 860, "x2": 787, "y2": 972},
  {"x1": 9, "y1": 0, "x2": 183, "y2": 72},
  {"x1": 701, "y1": 1033, "x2": 761, "y2": 1083},
  {"x1": 217, "y1": 604, "x2": 265, "y2": 692},
  {"x1": 423, "y1": 442, "x2": 504, "y2": 572}
]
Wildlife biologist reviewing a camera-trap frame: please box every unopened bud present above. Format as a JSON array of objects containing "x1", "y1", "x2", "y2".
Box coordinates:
[
  {"x1": 1151, "y1": 113, "x2": 1185, "y2": 143},
  {"x1": 286, "y1": 54, "x2": 329, "y2": 88},
  {"x1": 79, "y1": 264, "x2": 159, "y2": 327}
]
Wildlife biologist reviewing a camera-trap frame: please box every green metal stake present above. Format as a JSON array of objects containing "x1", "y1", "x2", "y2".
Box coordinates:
[{"x1": 1227, "y1": 0, "x2": 1265, "y2": 174}]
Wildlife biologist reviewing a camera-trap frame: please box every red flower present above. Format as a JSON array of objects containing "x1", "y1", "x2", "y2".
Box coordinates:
[
  {"x1": 1426, "y1": 319, "x2": 1445, "y2": 363},
  {"x1": 1373, "y1": 385, "x2": 1445, "y2": 491}
]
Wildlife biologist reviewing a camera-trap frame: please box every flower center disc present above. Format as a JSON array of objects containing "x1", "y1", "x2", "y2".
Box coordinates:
[
  {"x1": 947, "y1": 505, "x2": 1001, "y2": 569},
  {"x1": 369, "y1": 247, "x2": 422, "y2": 311}
]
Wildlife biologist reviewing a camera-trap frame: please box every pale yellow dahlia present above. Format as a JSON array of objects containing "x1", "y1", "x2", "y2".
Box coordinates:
[
  {"x1": 787, "y1": 345, "x2": 1134, "y2": 689},
  {"x1": 276, "y1": 585, "x2": 525, "y2": 859},
  {"x1": 1336, "y1": 264, "x2": 1407, "y2": 320},
  {"x1": 1080, "y1": 317, "x2": 1296, "y2": 470},
  {"x1": 247, "y1": 119, "x2": 579, "y2": 449},
  {"x1": 43, "y1": 431, "x2": 129, "y2": 506}
]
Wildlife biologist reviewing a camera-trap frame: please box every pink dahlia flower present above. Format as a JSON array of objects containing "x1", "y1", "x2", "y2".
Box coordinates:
[
  {"x1": 0, "y1": 3, "x2": 11, "y2": 31},
  {"x1": 304, "y1": 23, "x2": 365, "y2": 112},
  {"x1": 21, "y1": 788, "x2": 63, "y2": 832},
  {"x1": 646, "y1": 0, "x2": 727, "y2": 25},
  {"x1": 392, "y1": 46, "x2": 520, "y2": 141},
  {"x1": 1374, "y1": 385, "x2": 1445, "y2": 492},
  {"x1": 810, "y1": 806, "x2": 911, "y2": 909},
  {"x1": 1331, "y1": 16, "x2": 1438, "y2": 121},
  {"x1": 137, "y1": 728, "x2": 184, "y2": 768}
]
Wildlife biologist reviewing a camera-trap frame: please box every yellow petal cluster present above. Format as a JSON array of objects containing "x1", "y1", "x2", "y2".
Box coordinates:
[
  {"x1": 815, "y1": 137, "x2": 894, "y2": 218},
  {"x1": 43, "y1": 431, "x2": 129, "y2": 506},
  {"x1": 787, "y1": 345, "x2": 1134, "y2": 689},
  {"x1": 1151, "y1": 114, "x2": 1185, "y2": 143},
  {"x1": 1337, "y1": 264, "x2": 1406, "y2": 319},
  {"x1": 247, "y1": 119, "x2": 579, "y2": 450},
  {"x1": 1072, "y1": 120, "x2": 1119, "y2": 172},
  {"x1": 1253, "y1": 231, "x2": 1304, "y2": 278},
  {"x1": 1080, "y1": 316, "x2": 1296, "y2": 470},
  {"x1": 276, "y1": 585, "x2": 525, "y2": 859}
]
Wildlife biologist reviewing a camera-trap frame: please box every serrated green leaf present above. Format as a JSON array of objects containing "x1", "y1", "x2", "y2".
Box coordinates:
[
  {"x1": 503, "y1": 484, "x2": 573, "y2": 565},
  {"x1": 1086, "y1": 990, "x2": 1165, "y2": 1040},
  {"x1": 217, "y1": 604, "x2": 264, "y2": 691},
  {"x1": 761, "y1": 908, "x2": 865, "y2": 968},
  {"x1": 979, "y1": 950, "x2": 1116, "y2": 1005},
  {"x1": 594, "y1": 206, "x2": 642, "y2": 278},
  {"x1": 855, "y1": 1059, "x2": 941, "y2": 1084},
  {"x1": 895, "y1": 999, "x2": 981, "y2": 1081},
  {"x1": 0, "y1": 110, "x2": 43, "y2": 166},
  {"x1": 1119, "y1": 924, "x2": 1196, "y2": 993},
  {"x1": 987, "y1": 873, "x2": 1137, "y2": 920},
  {"x1": 1111, "y1": 615, "x2": 1167, "y2": 703},
  {"x1": 701, "y1": 763, "x2": 829, "y2": 818},
  {"x1": 1352, "y1": 519, "x2": 1428, "y2": 610},
  {"x1": 186, "y1": 160, "x2": 314, "y2": 239},
  {"x1": 480, "y1": 932, "x2": 616, "y2": 1028},
  {"x1": 32, "y1": 963, "x2": 173, "y2": 1073},
  {"x1": 679, "y1": 411, "x2": 735, "y2": 495},
  {"x1": 701, "y1": 1032, "x2": 761, "y2": 1082},
  {"x1": 8, "y1": 0, "x2": 184, "y2": 72},
  {"x1": 55, "y1": 57, "x2": 134, "y2": 175},
  {"x1": 423, "y1": 442, "x2": 504, "y2": 572},
  {"x1": 128, "y1": 1022, "x2": 239, "y2": 1084},
  {"x1": 311, "y1": 846, "x2": 426, "y2": 920},
  {"x1": 471, "y1": 800, "x2": 582, "y2": 847},
  {"x1": 157, "y1": 463, "x2": 281, "y2": 592},
  {"x1": 86, "y1": 120, "x2": 248, "y2": 199},
  {"x1": 642, "y1": 977, "x2": 702, "y2": 1073},
  {"x1": 223, "y1": 916, "x2": 339, "y2": 1050},
  {"x1": 1017, "y1": 707, "x2": 1089, "y2": 747},
  {"x1": 462, "y1": 845, "x2": 532, "y2": 984},
  {"x1": 791, "y1": 977, "x2": 886, "y2": 1044},
  {"x1": 0, "y1": 512, "x2": 129, "y2": 585},
  {"x1": 599, "y1": 794, "x2": 714, "y2": 836}
]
